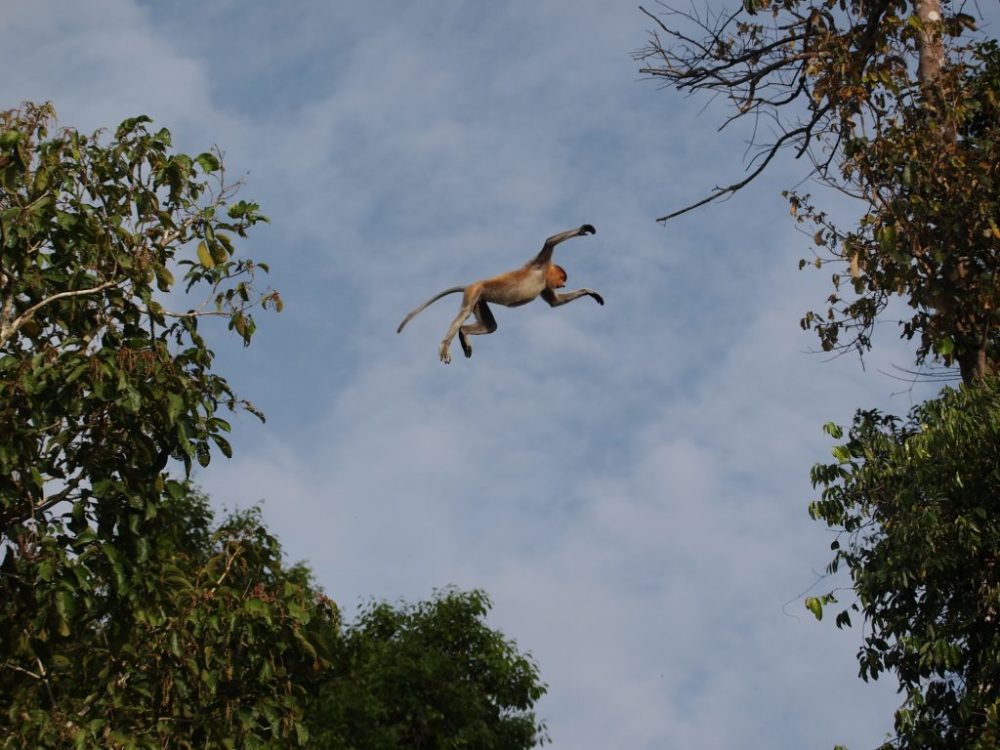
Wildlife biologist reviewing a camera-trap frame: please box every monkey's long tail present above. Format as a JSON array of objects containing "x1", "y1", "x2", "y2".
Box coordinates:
[{"x1": 396, "y1": 286, "x2": 466, "y2": 333}]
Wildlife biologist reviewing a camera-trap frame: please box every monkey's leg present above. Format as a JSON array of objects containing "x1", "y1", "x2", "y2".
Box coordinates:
[
  {"x1": 458, "y1": 300, "x2": 498, "y2": 358},
  {"x1": 439, "y1": 296, "x2": 479, "y2": 364}
]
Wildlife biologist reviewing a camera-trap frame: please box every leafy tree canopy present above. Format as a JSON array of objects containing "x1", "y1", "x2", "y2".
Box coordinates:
[
  {"x1": 1, "y1": 489, "x2": 338, "y2": 748},
  {"x1": 809, "y1": 383, "x2": 1000, "y2": 749},
  {"x1": 2, "y1": 488, "x2": 548, "y2": 749},
  {"x1": 793, "y1": 39, "x2": 1000, "y2": 382},
  {"x1": 308, "y1": 588, "x2": 549, "y2": 750},
  {"x1": 0, "y1": 101, "x2": 278, "y2": 536},
  {"x1": 638, "y1": 4, "x2": 1000, "y2": 748},
  {"x1": 0, "y1": 104, "x2": 548, "y2": 749}
]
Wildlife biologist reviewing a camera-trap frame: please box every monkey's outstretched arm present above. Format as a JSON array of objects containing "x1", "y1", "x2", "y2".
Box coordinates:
[
  {"x1": 397, "y1": 286, "x2": 466, "y2": 333},
  {"x1": 541, "y1": 288, "x2": 604, "y2": 307},
  {"x1": 532, "y1": 224, "x2": 596, "y2": 265}
]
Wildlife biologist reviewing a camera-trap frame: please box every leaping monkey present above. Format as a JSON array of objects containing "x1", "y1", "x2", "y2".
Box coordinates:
[{"x1": 397, "y1": 224, "x2": 604, "y2": 363}]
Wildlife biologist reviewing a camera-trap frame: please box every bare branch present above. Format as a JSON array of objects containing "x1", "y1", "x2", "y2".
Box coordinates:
[
  {"x1": 637, "y1": 0, "x2": 919, "y2": 222},
  {"x1": 655, "y1": 122, "x2": 811, "y2": 222}
]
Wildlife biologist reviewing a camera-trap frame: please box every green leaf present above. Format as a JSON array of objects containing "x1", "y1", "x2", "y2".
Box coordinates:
[
  {"x1": 38, "y1": 559, "x2": 56, "y2": 581},
  {"x1": 210, "y1": 433, "x2": 233, "y2": 459},
  {"x1": 75, "y1": 527, "x2": 98, "y2": 547},
  {"x1": 55, "y1": 589, "x2": 75, "y2": 624},
  {"x1": 136, "y1": 537, "x2": 150, "y2": 563},
  {"x1": 878, "y1": 224, "x2": 897, "y2": 256},
  {"x1": 209, "y1": 239, "x2": 228, "y2": 265},
  {"x1": 167, "y1": 392, "x2": 185, "y2": 423},
  {"x1": 196, "y1": 151, "x2": 221, "y2": 173},
  {"x1": 115, "y1": 115, "x2": 153, "y2": 137},
  {"x1": 196, "y1": 443, "x2": 211, "y2": 468},
  {"x1": 217, "y1": 232, "x2": 235, "y2": 256},
  {"x1": 805, "y1": 596, "x2": 823, "y2": 621},
  {"x1": 294, "y1": 722, "x2": 310, "y2": 745},
  {"x1": 166, "y1": 479, "x2": 187, "y2": 500},
  {"x1": 935, "y1": 337, "x2": 955, "y2": 356},
  {"x1": 197, "y1": 240, "x2": 215, "y2": 268},
  {"x1": 92, "y1": 478, "x2": 115, "y2": 498},
  {"x1": 154, "y1": 264, "x2": 175, "y2": 291}
]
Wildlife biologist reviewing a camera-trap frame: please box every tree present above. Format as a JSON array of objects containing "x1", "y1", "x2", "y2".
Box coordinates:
[
  {"x1": 0, "y1": 104, "x2": 549, "y2": 749},
  {"x1": 809, "y1": 384, "x2": 1000, "y2": 749},
  {"x1": 0, "y1": 101, "x2": 308, "y2": 748},
  {"x1": 636, "y1": 3, "x2": 1000, "y2": 748},
  {"x1": 2, "y1": 485, "x2": 549, "y2": 749},
  {"x1": 791, "y1": 39, "x2": 1000, "y2": 384},
  {"x1": 637, "y1": 0, "x2": 999, "y2": 383},
  {"x1": 1, "y1": 489, "x2": 340, "y2": 748},
  {"x1": 0, "y1": 101, "x2": 279, "y2": 535},
  {"x1": 305, "y1": 588, "x2": 549, "y2": 750}
]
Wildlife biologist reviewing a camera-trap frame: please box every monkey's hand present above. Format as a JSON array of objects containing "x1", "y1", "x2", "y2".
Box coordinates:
[
  {"x1": 580, "y1": 224, "x2": 596, "y2": 235},
  {"x1": 439, "y1": 342, "x2": 452, "y2": 364},
  {"x1": 585, "y1": 289, "x2": 604, "y2": 305}
]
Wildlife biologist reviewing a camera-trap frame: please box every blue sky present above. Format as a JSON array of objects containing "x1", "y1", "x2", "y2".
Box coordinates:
[{"x1": 5, "y1": 2, "x2": 996, "y2": 748}]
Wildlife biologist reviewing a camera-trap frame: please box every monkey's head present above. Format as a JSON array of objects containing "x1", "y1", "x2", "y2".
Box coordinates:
[{"x1": 548, "y1": 264, "x2": 567, "y2": 289}]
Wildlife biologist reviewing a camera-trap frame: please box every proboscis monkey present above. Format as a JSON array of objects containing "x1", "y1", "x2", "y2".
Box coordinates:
[{"x1": 397, "y1": 224, "x2": 603, "y2": 363}]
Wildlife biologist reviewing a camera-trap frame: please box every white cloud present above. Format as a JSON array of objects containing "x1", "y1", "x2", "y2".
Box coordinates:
[
  {"x1": 1, "y1": 2, "x2": 963, "y2": 748},
  {"x1": 2, "y1": 1, "x2": 225, "y2": 140}
]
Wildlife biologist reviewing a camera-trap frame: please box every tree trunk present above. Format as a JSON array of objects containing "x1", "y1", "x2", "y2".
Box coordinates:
[
  {"x1": 958, "y1": 347, "x2": 989, "y2": 385},
  {"x1": 915, "y1": 0, "x2": 944, "y2": 86},
  {"x1": 913, "y1": 0, "x2": 989, "y2": 383}
]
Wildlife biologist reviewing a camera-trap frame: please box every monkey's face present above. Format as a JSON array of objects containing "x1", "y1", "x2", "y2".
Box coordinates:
[{"x1": 549, "y1": 265, "x2": 568, "y2": 288}]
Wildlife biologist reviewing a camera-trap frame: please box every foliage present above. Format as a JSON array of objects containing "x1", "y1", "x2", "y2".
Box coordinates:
[
  {"x1": 0, "y1": 104, "x2": 548, "y2": 749},
  {"x1": 0, "y1": 101, "x2": 278, "y2": 537},
  {"x1": 2, "y1": 490, "x2": 549, "y2": 749},
  {"x1": 1, "y1": 490, "x2": 338, "y2": 748},
  {"x1": 0, "y1": 101, "x2": 311, "y2": 748},
  {"x1": 637, "y1": 1, "x2": 999, "y2": 381},
  {"x1": 793, "y1": 40, "x2": 1000, "y2": 382},
  {"x1": 1, "y1": 489, "x2": 547, "y2": 749},
  {"x1": 639, "y1": 4, "x2": 1000, "y2": 748},
  {"x1": 808, "y1": 383, "x2": 1000, "y2": 748},
  {"x1": 306, "y1": 588, "x2": 549, "y2": 750}
]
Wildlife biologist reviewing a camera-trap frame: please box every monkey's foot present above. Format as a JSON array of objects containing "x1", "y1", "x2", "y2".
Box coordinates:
[
  {"x1": 459, "y1": 331, "x2": 473, "y2": 358},
  {"x1": 581, "y1": 224, "x2": 596, "y2": 235},
  {"x1": 439, "y1": 343, "x2": 452, "y2": 364}
]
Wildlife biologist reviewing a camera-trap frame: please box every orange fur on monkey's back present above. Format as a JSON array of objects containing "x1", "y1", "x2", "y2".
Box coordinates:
[{"x1": 477, "y1": 266, "x2": 548, "y2": 307}]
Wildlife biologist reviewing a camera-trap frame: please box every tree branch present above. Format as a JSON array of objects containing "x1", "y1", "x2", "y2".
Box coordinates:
[
  {"x1": 0, "y1": 278, "x2": 125, "y2": 348},
  {"x1": 655, "y1": 122, "x2": 811, "y2": 222}
]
